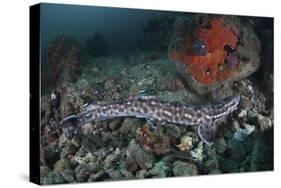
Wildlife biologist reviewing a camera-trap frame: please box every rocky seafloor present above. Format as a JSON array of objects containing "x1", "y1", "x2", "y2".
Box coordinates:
[{"x1": 40, "y1": 50, "x2": 273, "y2": 184}]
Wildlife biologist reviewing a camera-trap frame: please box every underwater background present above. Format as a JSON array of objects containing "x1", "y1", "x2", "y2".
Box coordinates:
[{"x1": 39, "y1": 3, "x2": 273, "y2": 184}]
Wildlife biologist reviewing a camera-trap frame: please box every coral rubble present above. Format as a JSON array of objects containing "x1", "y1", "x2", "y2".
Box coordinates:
[{"x1": 39, "y1": 15, "x2": 273, "y2": 184}]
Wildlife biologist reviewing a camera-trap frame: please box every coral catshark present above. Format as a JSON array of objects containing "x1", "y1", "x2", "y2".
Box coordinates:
[{"x1": 60, "y1": 95, "x2": 240, "y2": 144}]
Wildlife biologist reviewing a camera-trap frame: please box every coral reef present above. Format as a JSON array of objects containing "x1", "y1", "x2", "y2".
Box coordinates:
[
  {"x1": 40, "y1": 50, "x2": 273, "y2": 184},
  {"x1": 39, "y1": 15, "x2": 273, "y2": 184}
]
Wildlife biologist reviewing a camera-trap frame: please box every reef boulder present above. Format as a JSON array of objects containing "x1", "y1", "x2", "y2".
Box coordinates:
[
  {"x1": 172, "y1": 161, "x2": 198, "y2": 176},
  {"x1": 169, "y1": 15, "x2": 261, "y2": 95}
]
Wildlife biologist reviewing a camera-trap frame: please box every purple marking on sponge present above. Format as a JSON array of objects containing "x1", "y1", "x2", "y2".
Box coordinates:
[{"x1": 226, "y1": 51, "x2": 238, "y2": 68}]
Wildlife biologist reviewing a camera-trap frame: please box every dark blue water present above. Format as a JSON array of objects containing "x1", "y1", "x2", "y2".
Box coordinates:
[{"x1": 40, "y1": 3, "x2": 162, "y2": 60}]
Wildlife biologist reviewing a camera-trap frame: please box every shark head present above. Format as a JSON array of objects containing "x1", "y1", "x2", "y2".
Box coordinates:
[
  {"x1": 60, "y1": 114, "x2": 80, "y2": 139},
  {"x1": 211, "y1": 95, "x2": 240, "y2": 119}
]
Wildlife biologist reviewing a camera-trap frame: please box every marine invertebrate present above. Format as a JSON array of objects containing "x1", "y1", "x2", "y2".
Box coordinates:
[
  {"x1": 170, "y1": 17, "x2": 238, "y2": 85},
  {"x1": 169, "y1": 16, "x2": 261, "y2": 94}
]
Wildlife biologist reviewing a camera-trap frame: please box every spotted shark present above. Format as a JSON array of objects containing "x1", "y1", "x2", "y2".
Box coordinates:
[{"x1": 60, "y1": 95, "x2": 240, "y2": 144}]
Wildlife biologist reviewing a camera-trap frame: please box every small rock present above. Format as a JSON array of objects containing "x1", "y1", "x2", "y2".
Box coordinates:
[
  {"x1": 221, "y1": 123, "x2": 236, "y2": 139},
  {"x1": 209, "y1": 169, "x2": 221, "y2": 174},
  {"x1": 43, "y1": 145, "x2": 60, "y2": 168},
  {"x1": 112, "y1": 91, "x2": 121, "y2": 100},
  {"x1": 71, "y1": 137, "x2": 81, "y2": 148},
  {"x1": 59, "y1": 134, "x2": 68, "y2": 148},
  {"x1": 108, "y1": 118, "x2": 122, "y2": 131},
  {"x1": 41, "y1": 171, "x2": 65, "y2": 184},
  {"x1": 172, "y1": 161, "x2": 198, "y2": 176},
  {"x1": 73, "y1": 152, "x2": 96, "y2": 166},
  {"x1": 232, "y1": 120, "x2": 240, "y2": 130},
  {"x1": 136, "y1": 169, "x2": 147, "y2": 179},
  {"x1": 104, "y1": 152, "x2": 120, "y2": 169},
  {"x1": 119, "y1": 168, "x2": 134, "y2": 178},
  {"x1": 209, "y1": 84, "x2": 234, "y2": 100},
  {"x1": 247, "y1": 85, "x2": 253, "y2": 92},
  {"x1": 75, "y1": 162, "x2": 100, "y2": 182},
  {"x1": 94, "y1": 121, "x2": 107, "y2": 130},
  {"x1": 104, "y1": 79, "x2": 114, "y2": 90},
  {"x1": 108, "y1": 170, "x2": 123, "y2": 180},
  {"x1": 126, "y1": 139, "x2": 155, "y2": 170},
  {"x1": 60, "y1": 143, "x2": 79, "y2": 159},
  {"x1": 101, "y1": 131, "x2": 112, "y2": 143},
  {"x1": 88, "y1": 170, "x2": 106, "y2": 182},
  {"x1": 257, "y1": 114, "x2": 273, "y2": 131},
  {"x1": 240, "y1": 96, "x2": 253, "y2": 110},
  {"x1": 226, "y1": 139, "x2": 247, "y2": 162},
  {"x1": 204, "y1": 158, "x2": 219, "y2": 172},
  {"x1": 190, "y1": 141, "x2": 204, "y2": 163},
  {"x1": 136, "y1": 125, "x2": 171, "y2": 156},
  {"x1": 94, "y1": 148, "x2": 107, "y2": 161},
  {"x1": 54, "y1": 159, "x2": 72, "y2": 173},
  {"x1": 215, "y1": 138, "x2": 227, "y2": 154},
  {"x1": 51, "y1": 92, "x2": 56, "y2": 100},
  {"x1": 238, "y1": 109, "x2": 248, "y2": 118},
  {"x1": 164, "y1": 124, "x2": 181, "y2": 143},
  {"x1": 233, "y1": 123, "x2": 255, "y2": 141},
  {"x1": 176, "y1": 135, "x2": 193, "y2": 151},
  {"x1": 146, "y1": 161, "x2": 170, "y2": 177},
  {"x1": 80, "y1": 123, "x2": 94, "y2": 135},
  {"x1": 60, "y1": 169, "x2": 75, "y2": 183},
  {"x1": 122, "y1": 158, "x2": 139, "y2": 173},
  {"x1": 40, "y1": 166, "x2": 50, "y2": 177},
  {"x1": 178, "y1": 126, "x2": 187, "y2": 134},
  {"x1": 119, "y1": 118, "x2": 140, "y2": 134},
  {"x1": 81, "y1": 134, "x2": 104, "y2": 153}
]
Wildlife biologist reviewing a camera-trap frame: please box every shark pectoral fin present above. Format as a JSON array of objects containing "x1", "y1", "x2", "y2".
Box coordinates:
[{"x1": 197, "y1": 122, "x2": 216, "y2": 144}]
